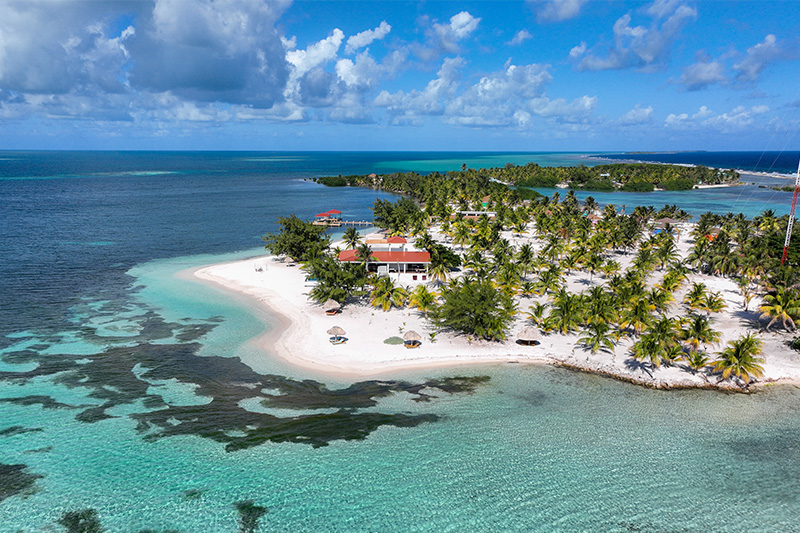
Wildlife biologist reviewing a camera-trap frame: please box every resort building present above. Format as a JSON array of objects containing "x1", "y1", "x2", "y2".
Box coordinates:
[{"x1": 338, "y1": 233, "x2": 431, "y2": 278}]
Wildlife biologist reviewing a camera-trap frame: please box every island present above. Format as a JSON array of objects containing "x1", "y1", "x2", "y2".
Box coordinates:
[{"x1": 194, "y1": 165, "x2": 800, "y2": 391}]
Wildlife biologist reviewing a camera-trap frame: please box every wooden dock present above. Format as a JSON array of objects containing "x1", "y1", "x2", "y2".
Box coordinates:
[{"x1": 312, "y1": 219, "x2": 373, "y2": 227}]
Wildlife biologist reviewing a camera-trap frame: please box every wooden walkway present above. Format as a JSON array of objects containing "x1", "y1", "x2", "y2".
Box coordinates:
[{"x1": 312, "y1": 219, "x2": 372, "y2": 227}]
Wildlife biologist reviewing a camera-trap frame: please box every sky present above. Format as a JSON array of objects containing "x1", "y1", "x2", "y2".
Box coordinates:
[{"x1": 0, "y1": 0, "x2": 799, "y2": 152}]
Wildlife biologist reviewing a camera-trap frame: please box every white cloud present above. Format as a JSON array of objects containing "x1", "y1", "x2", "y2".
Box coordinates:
[
  {"x1": 569, "y1": 42, "x2": 587, "y2": 59},
  {"x1": 345, "y1": 21, "x2": 391, "y2": 54},
  {"x1": 576, "y1": 0, "x2": 696, "y2": 71},
  {"x1": 618, "y1": 104, "x2": 654, "y2": 125},
  {"x1": 444, "y1": 11, "x2": 481, "y2": 41},
  {"x1": 733, "y1": 34, "x2": 786, "y2": 82},
  {"x1": 376, "y1": 57, "x2": 596, "y2": 129},
  {"x1": 533, "y1": 0, "x2": 589, "y2": 23},
  {"x1": 665, "y1": 104, "x2": 769, "y2": 132},
  {"x1": 529, "y1": 95, "x2": 597, "y2": 120},
  {"x1": 375, "y1": 56, "x2": 465, "y2": 119},
  {"x1": 131, "y1": 0, "x2": 292, "y2": 108},
  {"x1": 287, "y1": 29, "x2": 345, "y2": 77},
  {"x1": 509, "y1": 30, "x2": 533, "y2": 46},
  {"x1": 336, "y1": 49, "x2": 406, "y2": 89},
  {"x1": 0, "y1": 1, "x2": 135, "y2": 95},
  {"x1": 678, "y1": 56, "x2": 727, "y2": 91},
  {"x1": 415, "y1": 11, "x2": 481, "y2": 59},
  {"x1": 693, "y1": 105, "x2": 712, "y2": 119}
]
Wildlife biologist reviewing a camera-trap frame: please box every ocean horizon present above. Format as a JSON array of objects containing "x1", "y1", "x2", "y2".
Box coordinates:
[{"x1": 2, "y1": 150, "x2": 800, "y2": 531}]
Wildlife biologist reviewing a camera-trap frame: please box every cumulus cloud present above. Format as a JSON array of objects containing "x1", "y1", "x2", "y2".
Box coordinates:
[
  {"x1": 130, "y1": 0, "x2": 292, "y2": 108},
  {"x1": 376, "y1": 57, "x2": 596, "y2": 128},
  {"x1": 375, "y1": 56, "x2": 465, "y2": 120},
  {"x1": 618, "y1": 104, "x2": 654, "y2": 125},
  {"x1": 575, "y1": 0, "x2": 696, "y2": 71},
  {"x1": 569, "y1": 42, "x2": 587, "y2": 59},
  {"x1": 678, "y1": 54, "x2": 727, "y2": 91},
  {"x1": 0, "y1": 1, "x2": 135, "y2": 95},
  {"x1": 414, "y1": 11, "x2": 481, "y2": 60},
  {"x1": 509, "y1": 30, "x2": 533, "y2": 46},
  {"x1": 345, "y1": 21, "x2": 391, "y2": 54},
  {"x1": 733, "y1": 34, "x2": 787, "y2": 82},
  {"x1": 532, "y1": 0, "x2": 589, "y2": 23},
  {"x1": 445, "y1": 62, "x2": 554, "y2": 126},
  {"x1": 665, "y1": 104, "x2": 769, "y2": 132}
]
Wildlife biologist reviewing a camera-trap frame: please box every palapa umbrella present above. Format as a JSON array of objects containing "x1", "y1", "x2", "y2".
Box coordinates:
[
  {"x1": 403, "y1": 330, "x2": 422, "y2": 348},
  {"x1": 517, "y1": 327, "x2": 540, "y2": 346},
  {"x1": 323, "y1": 299, "x2": 341, "y2": 314},
  {"x1": 403, "y1": 330, "x2": 422, "y2": 342},
  {"x1": 327, "y1": 326, "x2": 346, "y2": 340}
]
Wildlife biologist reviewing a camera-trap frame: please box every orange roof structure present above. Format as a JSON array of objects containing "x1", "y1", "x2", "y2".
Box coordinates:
[
  {"x1": 386, "y1": 236, "x2": 407, "y2": 244},
  {"x1": 338, "y1": 250, "x2": 431, "y2": 263}
]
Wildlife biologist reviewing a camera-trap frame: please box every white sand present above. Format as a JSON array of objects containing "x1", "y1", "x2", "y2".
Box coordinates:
[{"x1": 192, "y1": 233, "x2": 800, "y2": 389}]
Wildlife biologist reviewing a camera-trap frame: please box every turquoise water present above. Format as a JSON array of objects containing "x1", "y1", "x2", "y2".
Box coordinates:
[
  {"x1": 532, "y1": 177, "x2": 795, "y2": 219},
  {"x1": 2, "y1": 151, "x2": 800, "y2": 531}
]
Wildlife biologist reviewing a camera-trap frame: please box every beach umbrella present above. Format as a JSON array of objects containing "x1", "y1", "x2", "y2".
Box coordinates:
[
  {"x1": 403, "y1": 330, "x2": 422, "y2": 342},
  {"x1": 323, "y1": 300, "x2": 341, "y2": 314},
  {"x1": 517, "y1": 327, "x2": 540, "y2": 345},
  {"x1": 323, "y1": 299, "x2": 341, "y2": 311},
  {"x1": 327, "y1": 326, "x2": 346, "y2": 339}
]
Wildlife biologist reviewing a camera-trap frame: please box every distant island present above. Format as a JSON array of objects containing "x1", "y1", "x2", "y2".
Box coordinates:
[{"x1": 314, "y1": 162, "x2": 740, "y2": 193}]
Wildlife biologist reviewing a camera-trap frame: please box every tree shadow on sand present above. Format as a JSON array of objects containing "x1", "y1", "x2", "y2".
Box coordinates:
[{"x1": 623, "y1": 358, "x2": 653, "y2": 378}]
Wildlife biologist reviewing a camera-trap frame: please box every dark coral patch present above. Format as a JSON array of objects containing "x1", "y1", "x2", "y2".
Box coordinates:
[
  {"x1": 0, "y1": 426, "x2": 44, "y2": 437},
  {"x1": 58, "y1": 509, "x2": 103, "y2": 533},
  {"x1": 0, "y1": 395, "x2": 78, "y2": 410},
  {"x1": 0, "y1": 463, "x2": 42, "y2": 503},
  {"x1": 234, "y1": 500, "x2": 268, "y2": 533},
  {"x1": 0, "y1": 305, "x2": 489, "y2": 450}
]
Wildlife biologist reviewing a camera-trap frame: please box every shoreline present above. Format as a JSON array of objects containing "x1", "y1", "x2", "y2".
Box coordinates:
[
  {"x1": 191, "y1": 258, "x2": 556, "y2": 378},
  {"x1": 189, "y1": 251, "x2": 800, "y2": 392}
]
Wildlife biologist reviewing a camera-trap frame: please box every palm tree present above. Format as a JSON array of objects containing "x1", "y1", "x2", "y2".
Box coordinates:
[
  {"x1": 452, "y1": 222, "x2": 472, "y2": 252},
  {"x1": 355, "y1": 243, "x2": 375, "y2": 273},
  {"x1": 630, "y1": 316, "x2": 680, "y2": 368},
  {"x1": 342, "y1": 227, "x2": 361, "y2": 250},
  {"x1": 577, "y1": 322, "x2": 616, "y2": 355},
  {"x1": 428, "y1": 256, "x2": 451, "y2": 286},
  {"x1": 369, "y1": 276, "x2": 408, "y2": 311},
  {"x1": 699, "y1": 291, "x2": 726, "y2": 316},
  {"x1": 647, "y1": 287, "x2": 674, "y2": 316},
  {"x1": 527, "y1": 302, "x2": 549, "y2": 327},
  {"x1": 684, "y1": 350, "x2": 711, "y2": 376},
  {"x1": 414, "y1": 232, "x2": 435, "y2": 252},
  {"x1": 684, "y1": 282, "x2": 708, "y2": 311},
  {"x1": 619, "y1": 297, "x2": 654, "y2": 336},
  {"x1": 759, "y1": 288, "x2": 800, "y2": 331},
  {"x1": 712, "y1": 333, "x2": 765, "y2": 387},
  {"x1": 584, "y1": 286, "x2": 618, "y2": 326},
  {"x1": 516, "y1": 244, "x2": 535, "y2": 279},
  {"x1": 680, "y1": 314, "x2": 721, "y2": 354},
  {"x1": 520, "y1": 281, "x2": 537, "y2": 298},
  {"x1": 547, "y1": 288, "x2": 584, "y2": 334},
  {"x1": 408, "y1": 285, "x2": 437, "y2": 316},
  {"x1": 736, "y1": 276, "x2": 756, "y2": 312}
]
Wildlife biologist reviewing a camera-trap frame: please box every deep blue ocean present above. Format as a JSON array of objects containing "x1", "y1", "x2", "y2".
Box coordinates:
[{"x1": 2, "y1": 151, "x2": 800, "y2": 532}]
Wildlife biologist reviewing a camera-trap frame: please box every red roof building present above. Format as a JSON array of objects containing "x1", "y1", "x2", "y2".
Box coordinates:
[{"x1": 338, "y1": 249, "x2": 430, "y2": 274}]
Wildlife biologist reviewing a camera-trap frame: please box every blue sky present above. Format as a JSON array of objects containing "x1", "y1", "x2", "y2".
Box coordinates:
[{"x1": 0, "y1": 0, "x2": 799, "y2": 151}]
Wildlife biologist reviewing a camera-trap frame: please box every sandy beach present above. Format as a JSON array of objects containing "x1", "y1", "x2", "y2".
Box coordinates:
[{"x1": 192, "y1": 224, "x2": 800, "y2": 390}]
